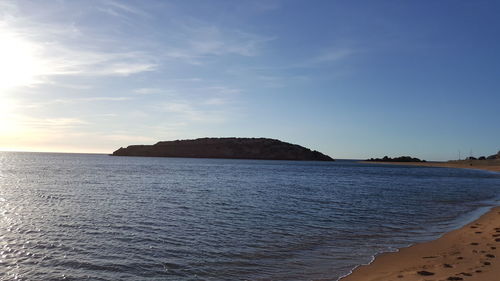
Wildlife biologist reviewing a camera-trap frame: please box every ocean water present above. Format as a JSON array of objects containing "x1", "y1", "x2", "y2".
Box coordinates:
[{"x1": 0, "y1": 152, "x2": 499, "y2": 281}]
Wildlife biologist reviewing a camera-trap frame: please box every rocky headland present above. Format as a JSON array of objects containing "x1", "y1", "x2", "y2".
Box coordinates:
[{"x1": 111, "y1": 137, "x2": 334, "y2": 161}]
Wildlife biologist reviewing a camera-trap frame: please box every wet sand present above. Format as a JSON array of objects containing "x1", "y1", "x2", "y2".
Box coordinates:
[
  {"x1": 342, "y1": 163, "x2": 500, "y2": 281},
  {"x1": 341, "y1": 207, "x2": 500, "y2": 281}
]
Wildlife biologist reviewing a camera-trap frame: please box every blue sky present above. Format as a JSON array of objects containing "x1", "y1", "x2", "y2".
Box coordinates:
[{"x1": 0, "y1": 0, "x2": 499, "y2": 160}]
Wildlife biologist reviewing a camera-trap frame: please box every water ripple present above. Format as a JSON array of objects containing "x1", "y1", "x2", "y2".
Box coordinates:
[{"x1": 0, "y1": 152, "x2": 498, "y2": 280}]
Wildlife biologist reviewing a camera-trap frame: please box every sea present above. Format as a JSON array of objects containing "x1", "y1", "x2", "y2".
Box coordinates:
[{"x1": 0, "y1": 152, "x2": 499, "y2": 281}]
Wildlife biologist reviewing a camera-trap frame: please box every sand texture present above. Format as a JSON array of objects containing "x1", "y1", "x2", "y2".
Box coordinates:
[
  {"x1": 363, "y1": 159, "x2": 500, "y2": 173},
  {"x1": 341, "y1": 207, "x2": 500, "y2": 281}
]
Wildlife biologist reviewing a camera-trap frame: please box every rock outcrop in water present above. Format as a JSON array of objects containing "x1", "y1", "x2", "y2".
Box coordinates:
[{"x1": 111, "y1": 137, "x2": 334, "y2": 161}]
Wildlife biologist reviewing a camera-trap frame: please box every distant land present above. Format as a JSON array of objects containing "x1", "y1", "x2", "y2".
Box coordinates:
[
  {"x1": 363, "y1": 150, "x2": 500, "y2": 172},
  {"x1": 464, "y1": 150, "x2": 500, "y2": 161},
  {"x1": 366, "y1": 156, "x2": 426, "y2": 162},
  {"x1": 111, "y1": 137, "x2": 334, "y2": 161}
]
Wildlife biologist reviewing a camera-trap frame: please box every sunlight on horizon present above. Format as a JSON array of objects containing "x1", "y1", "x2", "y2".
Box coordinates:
[{"x1": 0, "y1": 99, "x2": 20, "y2": 134}]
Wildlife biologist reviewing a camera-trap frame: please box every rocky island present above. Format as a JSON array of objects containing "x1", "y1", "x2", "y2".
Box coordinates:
[{"x1": 111, "y1": 137, "x2": 334, "y2": 161}]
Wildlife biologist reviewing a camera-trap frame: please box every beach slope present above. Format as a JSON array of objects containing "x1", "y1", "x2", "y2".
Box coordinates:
[{"x1": 341, "y1": 207, "x2": 500, "y2": 281}]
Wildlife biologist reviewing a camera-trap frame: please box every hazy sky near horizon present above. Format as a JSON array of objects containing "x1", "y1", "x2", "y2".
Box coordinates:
[{"x1": 0, "y1": 0, "x2": 499, "y2": 160}]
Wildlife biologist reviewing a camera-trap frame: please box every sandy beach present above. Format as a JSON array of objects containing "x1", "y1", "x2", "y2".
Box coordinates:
[
  {"x1": 342, "y1": 163, "x2": 500, "y2": 281},
  {"x1": 341, "y1": 207, "x2": 500, "y2": 281},
  {"x1": 364, "y1": 159, "x2": 500, "y2": 173}
]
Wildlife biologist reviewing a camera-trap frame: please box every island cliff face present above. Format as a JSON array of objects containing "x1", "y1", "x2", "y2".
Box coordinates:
[{"x1": 112, "y1": 138, "x2": 334, "y2": 161}]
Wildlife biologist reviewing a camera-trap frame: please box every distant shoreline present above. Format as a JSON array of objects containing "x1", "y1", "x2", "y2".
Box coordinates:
[{"x1": 361, "y1": 159, "x2": 500, "y2": 173}]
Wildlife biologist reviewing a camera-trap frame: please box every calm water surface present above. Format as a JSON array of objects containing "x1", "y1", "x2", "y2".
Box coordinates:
[{"x1": 0, "y1": 152, "x2": 499, "y2": 280}]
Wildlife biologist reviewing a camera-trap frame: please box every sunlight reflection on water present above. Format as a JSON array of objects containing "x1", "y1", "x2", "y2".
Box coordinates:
[{"x1": 0, "y1": 152, "x2": 498, "y2": 280}]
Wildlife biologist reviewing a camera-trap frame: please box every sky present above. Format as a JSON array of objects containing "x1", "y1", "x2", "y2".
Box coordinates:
[{"x1": 0, "y1": 0, "x2": 499, "y2": 160}]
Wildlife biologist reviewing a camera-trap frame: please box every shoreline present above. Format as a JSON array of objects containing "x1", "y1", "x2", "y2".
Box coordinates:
[
  {"x1": 361, "y1": 159, "x2": 500, "y2": 173},
  {"x1": 341, "y1": 164, "x2": 500, "y2": 281},
  {"x1": 337, "y1": 206, "x2": 495, "y2": 280},
  {"x1": 340, "y1": 206, "x2": 500, "y2": 281}
]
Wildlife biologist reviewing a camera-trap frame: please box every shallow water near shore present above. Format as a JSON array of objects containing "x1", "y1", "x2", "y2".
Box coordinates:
[{"x1": 0, "y1": 152, "x2": 499, "y2": 281}]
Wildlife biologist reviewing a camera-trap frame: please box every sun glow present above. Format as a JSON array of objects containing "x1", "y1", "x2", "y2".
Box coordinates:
[
  {"x1": 0, "y1": 99, "x2": 20, "y2": 134},
  {"x1": 0, "y1": 28, "x2": 49, "y2": 147},
  {"x1": 0, "y1": 29, "x2": 47, "y2": 90}
]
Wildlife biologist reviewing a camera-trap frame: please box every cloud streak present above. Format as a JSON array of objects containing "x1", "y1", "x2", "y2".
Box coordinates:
[
  {"x1": 19, "y1": 117, "x2": 88, "y2": 130},
  {"x1": 0, "y1": 1, "x2": 157, "y2": 90},
  {"x1": 163, "y1": 21, "x2": 273, "y2": 64},
  {"x1": 0, "y1": 0, "x2": 268, "y2": 153},
  {"x1": 1, "y1": 0, "x2": 271, "y2": 90},
  {"x1": 98, "y1": 0, "x2": 151, "y2": 18}
]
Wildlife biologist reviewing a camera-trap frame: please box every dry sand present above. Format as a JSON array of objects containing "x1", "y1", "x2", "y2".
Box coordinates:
[{"x1": 341, "y1": 163, "x2": 500, "y2": 281}]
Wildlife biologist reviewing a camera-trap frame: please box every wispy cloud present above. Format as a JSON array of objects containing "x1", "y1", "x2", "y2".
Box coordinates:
[
  {"x1": 17, "y1": 116, "x2": 88, "y2": 130},
  {"x1": 200, "y1": 86, "x2": 242, "y2": 95},
  {"x1": 0, "y1": 1, "x2": 271, "y2": 90},
  {"x1": 255, "y1": 74, "x2": 310, "y2": 88},
  {"x1": 157, "y1": 86, "x2": 242, "y2": 123},
  {"x1": 79, "y1": 96, "x2": 132, "y2": 102},
  {"x1": 0, "y1": 0, "x2": 261, "y2": 152},
  {"x1": 44, "y1": 81, "x2": 94, "y2": 90},
  {"x1": 19, "y1": 96, "x2": 132, "y2": 109},
  {"x1": 204, "y1": 97, "x2": 229, "y2": 106},
  {"x1": 41, "y1": 46, "x2": 157, "y2": 77},
  {"x1": 98, "y1": 0, "x2": 151, "y2": 18},
  {"x1": 0, "y1": 1, "x2": 157, "y2": 90},
  {"x1": 99, "y1": 133, "x2": 156, "y2": 143},
  {"x1": 159, "y1": 100, "x2": 227, "y2": 123},
  {"x1": 310, "y1": 48, "x2": 356, "y2": 64},
  {"x1": 133, "y1": 88, "x2": 164, "y2": 95},
  {"x1": 168, "y1": 78, "x2": 204, "y2": 83},
  {"x1": 162, "y1": 102, "x2": 205, "y2": 121},
  {"x1": 163, "y1": 21, "x2": 273, "y2": 64}
]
